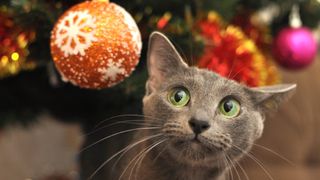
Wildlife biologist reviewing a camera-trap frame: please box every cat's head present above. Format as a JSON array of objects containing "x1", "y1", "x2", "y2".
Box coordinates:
[{"x1": 143, "y1": 32, "x2": 296, "y2": 166}]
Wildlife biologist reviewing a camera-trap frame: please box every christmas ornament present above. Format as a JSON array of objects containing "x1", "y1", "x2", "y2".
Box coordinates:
[
  {"x1": 50, "y1": 0, "x2": 142, "y2": 89},
  {"x1": 273, "y1": 5, "x2": 317, "y2": 69},
  {"x1": 197, "y1": 13, "x2": 279, "y2": 87},
  {"x1": 273, "y1": 27, "x2": 317, "y2": 69},
  {"x1": 0, "y1": 9, "x2": 36, "y2": 79}
]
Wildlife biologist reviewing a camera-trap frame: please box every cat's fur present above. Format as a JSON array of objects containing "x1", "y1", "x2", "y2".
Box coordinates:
[{"x1": 108, "y1": 32, "x2": 296, "y2": 180}]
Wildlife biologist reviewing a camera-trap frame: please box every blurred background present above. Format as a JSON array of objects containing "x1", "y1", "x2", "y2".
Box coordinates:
[{"x1": 0, "y1": 0, "x2": 319, "y2": 179}]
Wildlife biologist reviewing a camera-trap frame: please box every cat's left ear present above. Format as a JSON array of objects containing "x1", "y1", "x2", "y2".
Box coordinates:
[
  {"x1": 248, "y1": 84, "x2": 297, "y2": 111},
  {"x1": 145, "y1": 32, "x2": 188, "y2": 94}
]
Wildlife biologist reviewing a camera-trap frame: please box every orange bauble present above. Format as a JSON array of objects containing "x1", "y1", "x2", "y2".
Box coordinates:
[{"x1": 50, "y1": 0, "x2": 142, "y2": 89}]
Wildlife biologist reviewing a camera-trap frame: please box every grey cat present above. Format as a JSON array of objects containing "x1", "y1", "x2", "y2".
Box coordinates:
[{"x1": 107, "y1": 32, "x2": 296, "y2": 180}]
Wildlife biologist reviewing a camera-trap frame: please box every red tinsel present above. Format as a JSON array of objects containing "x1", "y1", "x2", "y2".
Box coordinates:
[{"x1": 197, "y1": 13, "x2": 279, "y2": 87}]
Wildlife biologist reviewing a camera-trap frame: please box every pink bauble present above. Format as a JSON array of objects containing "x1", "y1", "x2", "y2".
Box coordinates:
[{"x1": 273, "y1": 27, "x2": 317, "y2": 69}]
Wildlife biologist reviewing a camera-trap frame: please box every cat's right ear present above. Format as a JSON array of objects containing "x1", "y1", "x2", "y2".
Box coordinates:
[
  {"x1": 248, "y1": 84, "x2": 297, "y2": 112},
  {"x1": 146, "y1": 31, "x2": 188, "y2": 95}
]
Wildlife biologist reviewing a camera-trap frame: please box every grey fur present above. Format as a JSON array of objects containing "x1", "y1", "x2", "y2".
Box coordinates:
[{"x1": 113, "y1": 32, "x2": 296, "y2": 180}]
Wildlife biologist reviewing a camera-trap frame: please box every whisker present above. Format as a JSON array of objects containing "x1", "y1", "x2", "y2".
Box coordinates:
[
  {"x1": 232, "y1": 145, "x2": 274, "y2": 180},
  {"x1": 80, "y1": 127, "x2": 161, "y2": 153},
  {"x1": 251, "y1": 143, "x2": 294, "y2": 166},
  {"x1": 110, "y1": 126, "x2": 162, "y2": 172},
  {"x1": 118, "y1": 144, "x2": 152, "y2": 180},
  {"x1": 87, "y1": 133, "x2": 163, "y2": 180},
  {"x1": 152, "y1": 143, "x2": 169, "y2": 163},
  {"x1": 217, "y1": 159, "x2": 223, "y2": 179},
  {"x1": 223, "y1": 154, "x2": 233, "y2": 180},
  {"x1": 94, "y1": 114, "x2": 146, "y2": 129},
  {"x1": 234, "y1": 159, "x2": 249, "y2": 180},
  {"x1": 94, "y1": 114, "x2": 163, "y2": 129},
  {"x1": 236, "y1": 140, "x2": 294, "y2": 166},
  {"x1": 118, "y1": 139, "x2": 166, "y2": 180},
  {"x1": 227, "y1": 59, "x2": 236, "y2": 79},
  {"x1": 132, "y1": 139, "x2": 167, "y2": 180},
  {"x1": 225, "y1": 153, "x2": 240, "y2": 180},
  {"x1": 84, "y1": 119, "x2": 160, "y2": 137},
  {"x1": 229, "y1": 66, "x2": 246, "y2": 80},
  {"x1": 246, "y1": 153, "x2": 273, "y2": 180},
  {"x1": 164, "y1": 122, "x2": 183, "y2": 127}
]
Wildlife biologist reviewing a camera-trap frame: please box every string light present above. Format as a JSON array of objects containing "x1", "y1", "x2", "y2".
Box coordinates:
[
  {"x1": 157, "y1": 12, "x2": 172, "y2": 29},
  {"x1": 11, "y1": 52, "x2": 20, "y2": 61},
  {"x1": 1, "y1": 56, "x2": 9, "y2": 65},
  {"x1": 17, "y1": 33, "x2": 27, "y2": 48}
]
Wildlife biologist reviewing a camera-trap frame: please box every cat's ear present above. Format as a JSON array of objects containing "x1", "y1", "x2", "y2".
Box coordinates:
[
  {"x1": 146, "y1": 31, "x2": 188, "y2": 94},
  {"x1": 248, "y1": 84, "x2": 297, "y2": 112}
]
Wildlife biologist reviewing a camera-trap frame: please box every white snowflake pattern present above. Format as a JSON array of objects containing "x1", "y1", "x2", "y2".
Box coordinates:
[
  {"x1": 54, "y1": 10, "x2": 97, "y2": 57},
  {"x1": 98, "y1": 59, "x2": 126, "y2": 82},
  {"x1": 114, "y1": 5, "x2": 142, "y2": 53}
]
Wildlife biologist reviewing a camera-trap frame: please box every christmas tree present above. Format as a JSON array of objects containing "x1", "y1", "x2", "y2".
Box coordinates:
[{"x1": 0, "y1": 0, "x2": 319, "y2": 126}]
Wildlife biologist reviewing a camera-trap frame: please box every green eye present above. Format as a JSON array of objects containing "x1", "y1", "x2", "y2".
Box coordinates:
[
  {"x1": 168, "y1": 87, "x2": 190, "y2": 107},
  {"x1": 219, "y1": 97, "x2": 241, "y2": 118}
]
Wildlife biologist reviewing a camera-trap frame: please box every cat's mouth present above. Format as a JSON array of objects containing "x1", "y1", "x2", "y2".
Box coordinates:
[
  {"x1": 174, "y1": 136, "x2": 213, "y2": 150},
  {"x1": 166, "y1": 136, "x2": 224, "y2": 164},
  {"x1": 189, "y1": 138, "x2": 208, "y2": 151}
]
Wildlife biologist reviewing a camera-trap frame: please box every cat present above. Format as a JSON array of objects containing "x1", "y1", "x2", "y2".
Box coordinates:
[{"x1": 102, "y1": 32, "x2": 296, "y2": 180}]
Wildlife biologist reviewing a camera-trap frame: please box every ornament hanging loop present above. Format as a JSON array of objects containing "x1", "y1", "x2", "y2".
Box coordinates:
[
  {"x1": 289, "y1": 4, "x2": 302, "y2": 28},
  {"x1": 93, "y1": 0, "x2": 109, "y2": 3}
]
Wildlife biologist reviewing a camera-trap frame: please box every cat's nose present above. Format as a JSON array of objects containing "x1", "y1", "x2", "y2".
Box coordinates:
[{"x1": 188, "y1": 119, "x2": 210, "y2": 134}]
